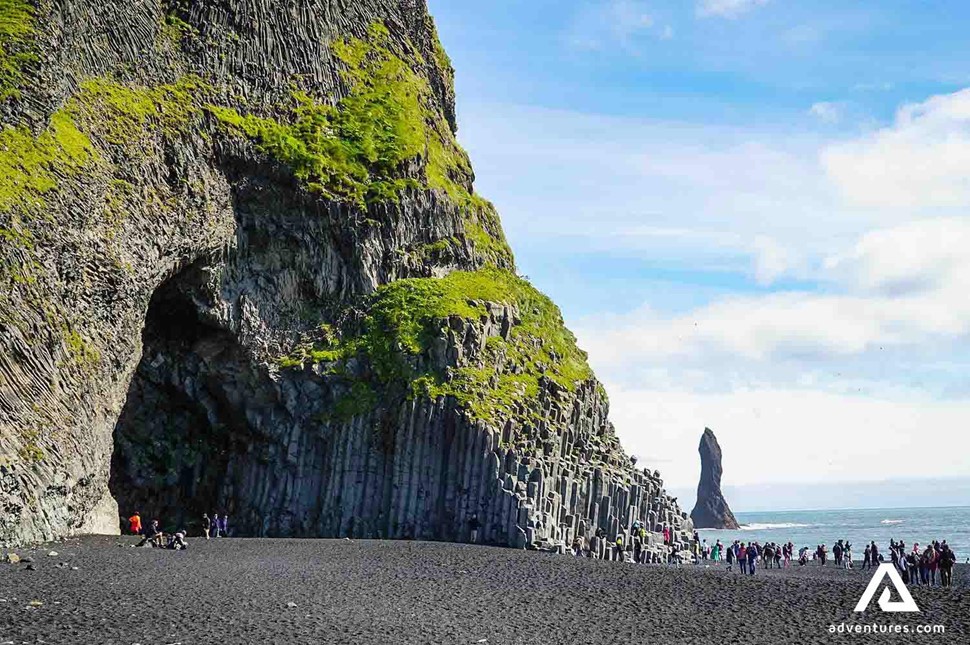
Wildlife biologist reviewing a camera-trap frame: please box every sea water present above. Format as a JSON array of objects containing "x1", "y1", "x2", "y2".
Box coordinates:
[{"x1": 696, "y1": 506, "x2": 970, "y2": 560}]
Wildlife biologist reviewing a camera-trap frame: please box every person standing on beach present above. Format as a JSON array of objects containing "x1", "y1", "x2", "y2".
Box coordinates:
[
  {"x1": 939, "y1": 545, "x2": 956, "y2": 588},
  {"x1": 746, "y1": 543, "x2": 758, "y2": 575},
  {"x1": 725, "y1": 541, "x2": 734, "y2": 571},
  {"x1": 211, "y1": 513, "x2": 220, "y2": 538},
  {"x1": 468, "y1": 513, "x2": 481, "y2": 544},
  {"x1": 202, "y1": 513, "x2": 211, "y2": 539},
  {"x1": 128, "y1": 511, "x2": 142, "y2": 536},
  {"x1": 219, "y1": 514, "x2": 229, "y2": 537}
]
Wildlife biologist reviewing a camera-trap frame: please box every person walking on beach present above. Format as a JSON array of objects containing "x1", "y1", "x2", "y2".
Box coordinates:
[
  {"x1": 468, "y1": 513, "x2": 481, "y2": 544},
  {"x1": 725, "y1": 540, "x2": 735, "y2": 571},
  {"x1": 863, "y1": 544, "x2": 871, "y2": 570},
  {"x1": 738, "y1": 542, "x2": 748, "y2": 574},
  {"x1": 202, "y1": 513, "x2": 211, "y2": 539},
  {"x1": 128, "y1": 511, "x2": 142, "y2": 536},
  {"x1": 746, "y1": 543, "x2": 758, "y2": 575}
]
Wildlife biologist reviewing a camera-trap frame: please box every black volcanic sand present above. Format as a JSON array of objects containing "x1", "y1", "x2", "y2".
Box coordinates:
[{"x1": 1, "y1": 537, "x2": 968, "y2": 645}]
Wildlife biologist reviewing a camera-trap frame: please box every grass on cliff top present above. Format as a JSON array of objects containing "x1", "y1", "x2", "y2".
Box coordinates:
[
  {"x1": 0, "y1": 0, "x2": 36, "y2": 101},
  {"x1": 283, "y1": 268, "x2": 592, "y2": 422}
]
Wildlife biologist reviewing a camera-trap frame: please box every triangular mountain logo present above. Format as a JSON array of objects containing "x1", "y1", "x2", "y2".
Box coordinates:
[{"x1": 854, "y1": 563, "x2": 920, "y2": 613}]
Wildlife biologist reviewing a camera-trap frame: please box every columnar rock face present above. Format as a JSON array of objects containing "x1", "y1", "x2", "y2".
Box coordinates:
[
  {"x1": 0, "y1": 0, "x2": 693, "y2": 552},
  {"x1": 690, "y1": 428, "x2": 739, "y2": 530}
]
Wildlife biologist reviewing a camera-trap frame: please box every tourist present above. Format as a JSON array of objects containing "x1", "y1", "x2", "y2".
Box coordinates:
[
  {"x1": 202, "y1": 513, "x2": 211, "y2": 539},
  {"x1": 633, "y1": 530, "x2": 643, "y2": 564},
  {"x1": 924, "y1": 544, "x2": 939, "y2": 587},
  {"x1": 663, "y1": 525, "x2": 670, "y2": 546},
  {"x1": 167, "y1": 530, "x2": 188, "y2": 550},
  {"x1": 128, "y1": 511, "x2": 142, "y2": 536},
  {"x1": 798, "y1": 546, "x2": 810, "y2": 566},
  {"x1": 219, "y1": 514, "x2": 229, "y2": 537},
  {"x1": 725, "y1": 540, "x2": 735, "y2": 571},
  {"x1": 906, "y1": 550, "x2": 919, "y2": 586},
  {"x1": 738, "y1": 542, "x2": 748, "y2": 574},
  {"x1": 833, "y1": 540, "x2": 843, "y2": 567},
  {"x1": 773, "y1": 543, "x2": 782, "y2": 569},
  {"x1": 746, "y1": 542, "x2": 758, "y2": 575},
  {"x1": 135, "y1": 520, "x2": 164, "y2": 548},
  {"x1": 468, "y1": 513, "x2": 481, "y2": 544},
  {"x1": 939, "y1": 544, "x2": 956, "y2": 588},
  {"x1": 712, "y1": 539, "x2": 722, "y2": 563},
  {"x1": 863, "y1": 544, "x2": 872, "y2": 570},
  {"x1": 211, "y1": 513, "x2": 220, "y2": 538},
  {"x1": 870, "y1": 542, "x2": 879, "y2": 566},
  {"x1": 614, "y1": 535, "x2": 625, "y2": 561}
]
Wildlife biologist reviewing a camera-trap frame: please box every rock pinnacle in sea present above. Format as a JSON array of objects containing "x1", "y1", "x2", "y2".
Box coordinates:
[{"x1": 690, "y1": 428, "x2": 740, "y2": 529}]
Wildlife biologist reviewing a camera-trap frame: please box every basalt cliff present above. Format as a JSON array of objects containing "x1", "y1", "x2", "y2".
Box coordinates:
[{"x1": 0, "y1": 0, "x2": 693, "y2": 554}]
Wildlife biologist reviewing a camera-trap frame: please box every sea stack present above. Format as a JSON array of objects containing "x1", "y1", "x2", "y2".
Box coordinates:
[{"x1": 690, "y1": 428, "x2": 740, "y2": 529}]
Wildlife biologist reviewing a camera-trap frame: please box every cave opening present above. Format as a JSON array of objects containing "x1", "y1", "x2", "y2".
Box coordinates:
[{"x1": 108, "y1": 262, "x2": 242, "y2": 533}]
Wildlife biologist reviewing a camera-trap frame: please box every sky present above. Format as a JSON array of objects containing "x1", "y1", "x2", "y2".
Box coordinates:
[{"x1": 426, "y1": 0, "x2": 970, "y2": 510}]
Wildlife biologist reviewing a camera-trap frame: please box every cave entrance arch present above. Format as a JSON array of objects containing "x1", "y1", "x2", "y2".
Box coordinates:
[{"x1": 108, "y1": 261, "x2": 249, "y2": 533}]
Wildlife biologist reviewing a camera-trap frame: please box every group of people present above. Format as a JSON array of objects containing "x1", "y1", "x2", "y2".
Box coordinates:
[
  {"x1": 713, "y1": 540, "x2": 795, "y2": 574},
  {"x1": 568, "y1": 522, "x2": 683, "y2": 564},
  {"x1": 877, "y1": 539, "x2": 958, "y2": 588},
  {"x1": 126, "y1": 511, "x2": 231, "y2": 549}
]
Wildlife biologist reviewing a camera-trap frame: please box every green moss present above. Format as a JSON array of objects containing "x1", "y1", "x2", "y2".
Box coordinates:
[
  {"x1": 0, "y1": 0, "x2": 36, "y2": 101},
  {"x1": 0, "y1": 111, "x2": 96, "y2": 214},
  {"x1": 281, "y1": 268, "x2": 591, "y2": 423},
  {"x1": 63, "y1": 328, "x2": 101, "y2": 367},
  {"x1": 160, "y1": 13, "x2": 194, "y2": 48},
  {"x1": 327, "y1": 382, "x2": 379, "y2": 422},
  {"x1": 73, "y1": 76, "x2": 208, "y2": 144}
]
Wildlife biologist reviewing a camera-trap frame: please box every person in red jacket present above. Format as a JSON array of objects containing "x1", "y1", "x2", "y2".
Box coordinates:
[{"x1": 128, "y1": 511, "x2": 142, "y2": 535}]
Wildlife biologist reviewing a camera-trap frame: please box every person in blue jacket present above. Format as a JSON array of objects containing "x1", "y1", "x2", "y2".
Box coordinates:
[{"x1": 746, "y1": 543, "x2": 759, "y2": 575}]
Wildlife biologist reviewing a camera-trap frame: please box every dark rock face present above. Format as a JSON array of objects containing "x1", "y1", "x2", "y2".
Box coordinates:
[
  {"x1": 0, "y1": 0, "x2": 693, "y2": 552},
  {"x1": 690, "y1": 428, "x2": 739, "y2": 529}
]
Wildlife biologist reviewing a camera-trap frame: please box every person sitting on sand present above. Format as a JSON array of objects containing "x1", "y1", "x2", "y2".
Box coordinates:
[
  {"x1": 135, "y1": 520, "x2": 164, "y2": 548},
  {"x1": 166, "y1": 530, "x2": 188, "y2": 550}
]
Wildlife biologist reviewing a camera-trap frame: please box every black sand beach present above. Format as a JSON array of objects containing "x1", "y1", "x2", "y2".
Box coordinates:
[{"x1": 2, "y1": 537, "x2": 967, "y2": 645}]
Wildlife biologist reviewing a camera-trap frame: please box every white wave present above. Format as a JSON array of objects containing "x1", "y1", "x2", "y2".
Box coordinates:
[
  {"x1": 739, "y1": 522, "x2": 812, "y2": 531},
  {"x1": 880, "y1": 519, "x2": 905, "y2": 525}
]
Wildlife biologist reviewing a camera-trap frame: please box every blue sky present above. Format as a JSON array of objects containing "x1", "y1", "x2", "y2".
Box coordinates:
[{"x1": 427, "y1": 0, "x2": 970, "y2": 501}]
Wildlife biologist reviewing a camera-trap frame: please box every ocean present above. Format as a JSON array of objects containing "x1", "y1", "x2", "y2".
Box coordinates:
[{"x1": 696, "y1": 506, "x2": 970, "y2": 560}]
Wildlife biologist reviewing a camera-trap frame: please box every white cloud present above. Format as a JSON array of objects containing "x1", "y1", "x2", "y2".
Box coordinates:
[
  {"x1": 697, "y1": 0, "x2": 770, "y2": 19},
  {"x1": 809, "y1": 101, "x2": 844, "y2": 123},
  {"x1": 576, "y1": 217, "x2": 970, "y2": 367},
  {"x1": 608, "y1": 385, "x2": 970, "y2": 487},
  {"x1": 822, "y1": 88, "x2": 970, "y2": 210}
]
